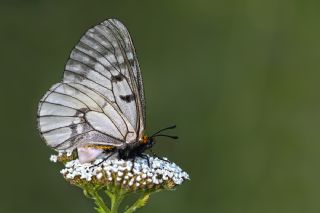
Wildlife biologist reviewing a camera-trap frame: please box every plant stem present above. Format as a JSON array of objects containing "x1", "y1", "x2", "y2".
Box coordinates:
[
  {"x1": 105, "y1": 187, "x2": 126, "y2": 213},
  {"x1": 111, "y1": 192, "x2": 124, "y2": 213},
  {"x1": 124, "y1": 193, "x2": 150, "y2": 213},
  {"x1": 93, "y1": 190, "x2": 111, "y2": 213},
  {"x1": 84, "y1": 187, "x2": 111, "y2": 213},
  {"x1": 84, "y1": 185, "x2": 153, "y2": 213}
]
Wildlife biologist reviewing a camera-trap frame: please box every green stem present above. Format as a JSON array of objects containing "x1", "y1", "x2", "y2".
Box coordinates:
[
  {"x1": 124, "y1": 193, "x2": 150, "y2": 213},
  {"x1": 111, "y1": 192, "x2": 124, "y2": 213},
  {"x1": 105, "y1": 187, "x2": 126, "y2": 213},
  {"x1": 84, "y1": 187, "x2": 111, "y2": 213},
  {"x1": 93, "y1": 190, "x2": 111, "y2": 213},
  {"x1": 83, "y1": 185, "x2": 153, "y2": 213}
]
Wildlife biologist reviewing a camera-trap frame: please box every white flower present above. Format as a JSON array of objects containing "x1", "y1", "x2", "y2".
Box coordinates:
[
  {"x1": 49, "y1": 155, "x2": 58, "y2": 163},
  {"x1": 51, "y1": 154, "x2": 189, "y2": 191}
]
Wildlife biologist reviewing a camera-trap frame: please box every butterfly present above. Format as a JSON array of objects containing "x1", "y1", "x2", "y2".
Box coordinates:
[{"x1": 37, "y1": 19, "x2": 177, "y2": 163}]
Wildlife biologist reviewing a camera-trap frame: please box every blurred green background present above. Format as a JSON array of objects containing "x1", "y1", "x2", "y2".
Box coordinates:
[{"x1": 1, "y1": 0, "x2": 320, "y2": 212}]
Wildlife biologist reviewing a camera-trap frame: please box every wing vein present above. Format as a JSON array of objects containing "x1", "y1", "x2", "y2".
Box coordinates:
[
  {"x1": 39, "y1": 101, "x2": 85, "y2": 112},
  {"x1": 93, "y1": 25, "x2": 122, "y2": 71},
  {"x1": 41, "y1": 121, "x2": 86, "y2": 134},
  {"x1": 81, "y1": 35, "x2": 120, "y2": 72},
  {"x1": 49, "y1": 90, "x2": 91, "y2": 109},
  {"x1": 74, "y1": 44, "x2": 119, "y2": 77},
  {"x1": 64, "y1": 70, "x2": 112, "y2": 91},
  {"x1": 53, "y1": 129, "x2": 94, "y2": 149},
  {"x1": 65, "y1": 83, "x2": 126, "y2": 137},
  {"x1": 68, "y1": 57, "x2": 111, "y2": 80},
  {"x1": 69, "y1": 82, "x2": 131, "y2": 134}
]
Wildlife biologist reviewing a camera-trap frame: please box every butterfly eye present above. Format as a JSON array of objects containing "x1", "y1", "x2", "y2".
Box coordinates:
[{"x1": 148, "y1": 138, "x2": 153, "y2": 145}]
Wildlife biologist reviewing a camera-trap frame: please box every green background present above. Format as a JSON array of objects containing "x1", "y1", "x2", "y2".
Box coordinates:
[{"x1": 1, "y1": 0, "x2": 320, "y2": 212}]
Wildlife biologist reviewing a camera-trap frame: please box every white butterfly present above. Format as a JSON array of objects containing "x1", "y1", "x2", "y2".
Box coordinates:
[{"x1": 37, "y1": 19, "x2": 177, "y2": 163}]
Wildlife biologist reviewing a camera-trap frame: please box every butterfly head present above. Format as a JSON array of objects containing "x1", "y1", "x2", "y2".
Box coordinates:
[
  {"x1": 140, "y1": 135, "x2": 154, "y2": 149},
  {"x1": 139, "y1": 125, "x2": 178, "y2": 150}
]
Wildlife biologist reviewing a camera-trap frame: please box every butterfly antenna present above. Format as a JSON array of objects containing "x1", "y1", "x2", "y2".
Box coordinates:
[
  {"x1": 150, "y1": 125, "x2": 177, "y2": 138},
  {"x1": 152, "y1": 134, "x2": 179, "y2": 140}
]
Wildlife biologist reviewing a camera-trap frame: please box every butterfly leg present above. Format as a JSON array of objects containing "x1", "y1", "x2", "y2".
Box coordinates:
[
  {"x1": 130, "y1": 156, "x2": 136, "y2": 172},
  {"x1": 139, "y1": 153, "x2": 150, "y2": 167},
  {"x1": 90, "y1": 151, "x2": 116, "y2": 168},
  {"x1": 149, "y1": 149, "x2": 169, "y2": 163}
]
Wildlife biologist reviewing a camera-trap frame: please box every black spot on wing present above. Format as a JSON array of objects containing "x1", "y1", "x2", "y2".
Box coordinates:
[
  {"x1": 102, "y1": 101, "x2": 108, "y2": 108},
  {"x1": 111, "y1": 74, "x2": 124, "y2": 82},
  {"x1": 70, "y1": 124, "x2": 78, "y2": 135},
  {"x1": 120, "y1": 94, "x2": 135, "y2": 103},
  {"x1": 76, "y1": 108, "x2": 89, "y2": 116}
]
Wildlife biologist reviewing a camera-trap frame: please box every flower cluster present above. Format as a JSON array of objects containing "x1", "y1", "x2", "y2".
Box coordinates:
[{"x1": 51, "y1": 154, "x2": 189, "y2": 192}]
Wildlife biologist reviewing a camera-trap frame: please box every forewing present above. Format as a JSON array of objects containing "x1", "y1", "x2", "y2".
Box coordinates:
[
  {"x1": 106, "y1": 19, "x2": 146, "y2": 126},
  {"x1": 37, "y1": 83, "x2": 136, "y2": 151},
  {"x1": 63, "y1": 19, "x2": 145, "y2": 139}
]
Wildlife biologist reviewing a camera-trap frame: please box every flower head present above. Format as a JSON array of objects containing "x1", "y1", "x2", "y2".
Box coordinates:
[{"x1": 52, "y1": 154, "x2": 189, "y2": 192}]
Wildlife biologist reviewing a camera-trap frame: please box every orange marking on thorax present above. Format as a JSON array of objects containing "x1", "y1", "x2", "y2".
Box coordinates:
[{"x1": 141, "y1": 135, "x2": 149, "y2": 144}]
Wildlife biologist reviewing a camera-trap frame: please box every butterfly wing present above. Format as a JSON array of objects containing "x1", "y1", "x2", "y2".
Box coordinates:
[
  {"x1": 108, "y1": 20, "x2": 146, "y2": 128},
  {"x1": 37, "y1": 19, "x2": 145, "y2": 152}
]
